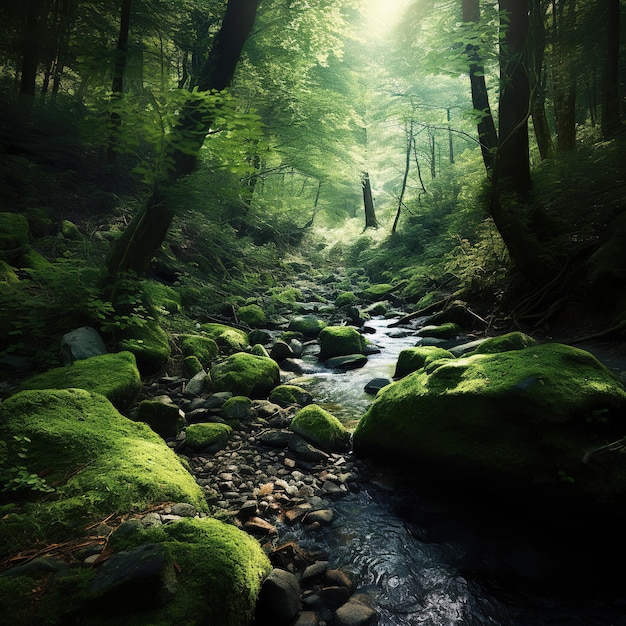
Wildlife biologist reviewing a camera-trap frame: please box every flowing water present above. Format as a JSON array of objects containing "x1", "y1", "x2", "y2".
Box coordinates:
[{"x1": 287, "y1": 318, "x2": 626, "y2": 625}]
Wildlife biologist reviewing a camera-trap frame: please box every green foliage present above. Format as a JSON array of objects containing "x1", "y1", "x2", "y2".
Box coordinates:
[{"x1": 0, "y1": 436, "x2": 55, "y2": 496}]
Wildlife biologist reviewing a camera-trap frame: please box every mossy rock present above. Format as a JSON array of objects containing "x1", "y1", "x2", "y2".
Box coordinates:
[
  {"x1": 318, "y1": 326, "x2": 366, "y2": 360},
  {"x1": 290, "y1": 404, "x2": 350, "y2": 452},
  {"x1": 135, "y1": 396, "x2": 184, "y2": 439},
  {"x1": 210, "y1": 352, "x2": 280, "y2": 398},
  {"x1": 269, "y1": 384, "x2": 313, "y2": 408},
  {"x1": 18, "y1": 247, "x2": 52, "y2": 272},
  {"x1": 0, "y1": 517, "x2": 271, "y2": 626},
  {"x1": 237, "y1": 304, "x2": 267, "y2": 327},
  {"x1": 200, "y1": 323, "x2": 249, "y2": 354},
  {"x1": 288, "y1": 315, "x2": 328, "y2": 338},
  {"x1": 0, "y1": 259, "x2": 19, "y2": 283},
  {"x1": 59, "y1": 219, "x2": 82, "y2": 241},
  {"x1": 250, "y1": 344, "x2": 270, "y2": 358},
  {"x1": 364, "y1": 301, "x2": 388, "y2": 316},
  {"x1": 417, "y1": 322, "x2": 460, "y2": 340},
  {"x1": 470, "y1": 331, "x2": 537, "y2": 354},
  {"x1": 270, "y1": 288, "x2": 302, "y2": 308},
  {"x1": 0, "y1": 212, "x2": 29, "y2": 260},
  {"x1": 15, "y1": 351, "x2": 141, "y2": 410},
  {"x1": 119, "y1": 321, "x2": 170, "y2": 375},
  {"x1": 335, "y1": 291, "x2": 357, "y2": 308},
  {"x1": 222, "y1": 396, "x2": 253, "y2": 420},
  {"x1": 184, "y1": 423, "x2": 232, "y2": 451},
  {"x1": 143, "y1": 280, "x2": 182, "y2": 315},
  {"x1": 394, "y1": 346, "x2": 454, "y2": 378},
  {"x1": 179, "y1": 334, "x2": 219, "y2": 366},
  {"x1": 0, "y1": 389, "x2": 207, "y2": 554},
  {"x1": 182, "y1": 355, "x2": 203, "y2": 378},
  {"x1": 359, "y1": 283, "x2": 394, "y2": 302},
  {"x1": 354, "y1": 343, "x2": 626, "y2": 513}
]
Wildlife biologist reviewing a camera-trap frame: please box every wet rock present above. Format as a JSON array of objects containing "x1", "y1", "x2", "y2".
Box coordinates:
[
  {"x1": 260, "y1": 430, "x2": 290, "y2": 448},
  {"x1": 186, "y1": 369, "x2": 209, "y2": 395},
  {"x1": 334, "y1": 599, "x2": 378, "y2": 626},
  {"x1": 135, "y1": 395, "x2": 184, "y2": 439},
  {"x1": 222, "y1": 395, "x2": 253, "y2": 420},
  {"x1": 270, "y1": 340, "x2": 296, "y2": 362},
  {"x1": 256, "y1": 568, "x2": 301, "y2": 623},
  {"x1": 324, "y1": 354, "x2": 368, "y2": 370},
  {"x1": 305, "y1": 509, "x2": 334, "y2": 525},
  {"x1": 364, "y1": 378, "x2": 392, "y2": 395},
  {"x1": 288, "y1": 435, "x2": 329, "y2": 463},
  {"x1": 325, "y1": 569, "x2": 353, "y2": 591},
  {"x1": 319, "y1": 585, "x2": 350, "y2": 609},
  {"x1": 270, "y1": 384, "x2": 313, "y2": 408},
  {"x1": 302, "y1": 560, "x2": 329, "y2": 583},
  {"x1": 244, "y1": 516, "x2": 278, "y2": 536},
  {"x1": 294, "y1": 610, "x2": 320, "y2": 626}
]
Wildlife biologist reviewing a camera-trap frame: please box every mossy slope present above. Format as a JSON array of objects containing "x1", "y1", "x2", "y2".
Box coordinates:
[{"x1": 0, "y1": 388, "x2": 207, "y2": 554}]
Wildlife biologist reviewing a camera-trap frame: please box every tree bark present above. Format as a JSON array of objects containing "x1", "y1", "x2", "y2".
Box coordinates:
[
  {"x1": 601, "y1": 0, "x2": 622, "y2": 137},
  {"x1": 20, "y1": 0, "x2": 48, "y2": 104},
  {"x1": 106, "y1": 0, "x2": 261, "y2": 276},
  {"x1": 362, "y1": 172, "x2": 378, "y2": 229},
  {"x1": 392, "y1": 121, "x2": 414, "y2": 234},
  {"x1": 494, "y1": 0, "x2": 532, "y2": 195},
  {"x1": 462, "y1": 0, "x2": 498, "y2": 173}
]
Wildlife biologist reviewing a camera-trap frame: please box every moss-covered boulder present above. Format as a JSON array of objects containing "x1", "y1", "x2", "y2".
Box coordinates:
[
  {"x1": 0, "y1": 212, "x2": 29, "y2": 260},
  {"x1": 335, "y1": 291, "x2": 357, "y2": 308},
  {"x1": 143, "y1": 280, "x2": 182, "y2": 314},
  {"x1": 119, "y1": 321, "x2": 170, "y2": 375},
  {"x1": 182, "y1": 355, "x2": 203, "y2": 378},
  {"x1": 417, "y1": 322, "x2": 461, "y2": 340},
  {"x1": 180, "y1": 334, "x2": 219, "y2": 366},
  {"x1": 318, "y1": 326, "x2": 366, "y2": 360},
  {"x1": 237, "y1": 303, "x2": 267, "y2": 327},
  {"x1": 135, "y1": 395, "x2": 184, "y2": 439},
  {"x1": 184, "y1": 423, "x2": 232, "y2": 451},
  {"x1": 359, "y1": 283, "x2": 394, "y2": 301},
  {"x1": 16, "y1": 351, "x2": 141, "y2": 410},
  {"x1": 269, "y1": 384, "x2": 313, "y2": 408},
  {"x1": 250, "y1": 343, "x2": 270, "y2": 358},
  {"x1": 0, "y1": 517, "x2": 271, "y2": 626},
  {"x1": 59, "y1": 219, "x2": 81, "y2": 241},
  {"x1": 288, "y1": 315, "x2": 328, "y2": 338},
  {"x1": 210, "y1": 353, "x2": 280, "y2": 398},
  {"x1": 222, "y1": 396, "x2": 253, "y2": 420},
  {"x1": 0, "y1": 389, "x2": 207, "y2": 554},
  {"x1": 354, "y1": 343, "x2": 626, "y2": 513},
  {"x1": 394, "y1": 346, "x2": 454, "y2": 378},
  {"x1": 200, "y1": 323, "x2": 249, "y2": 354},
  {"x1": 470, "y1": 331, "x2": 537, "y2": 354},
  {"x1": 290, "y1": 404, "x2": 350, "y2": 452}
]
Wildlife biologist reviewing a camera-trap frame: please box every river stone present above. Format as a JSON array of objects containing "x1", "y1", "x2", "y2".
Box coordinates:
[
  {"x1": 469, "y1": 331, "x2": 537, "y2": 354},
  {"x1": 89, "y1": 542, "x2": 176, "y2": 609},
  {"x1": 334, "y1": 599, "x2": 378, "y2": 626},
  {"x1": 184, "y1": 423, "x2": 232, "y2": 452},
  {"x1": 269, "y1": 384, "x2": 313, "y2": 408},
  {"x1": 186, "y1": 369, "x2": 209, "y2": 395},
  {"x1": 353, "y1": 342, "x2": 626, "y2": 514},
  {"x1": 222, "y1": 395, "x2": 253, "y2": 420},
  {"x1": 288, "y1": 315, "x2": 328, "y2": 338},
  {"x1": 318, "y1": 326, "x2": 366, "y2": 360},
  {"x1": 288, "y1": 434, "x2": 329, "y2": 462},
  {"x1": 364, "y1": 377, "x2": 392, "y2": 395},
  {"x1": 305, "y1": 509, "x2": 334, "y2": 525},
  {"x1": 290, "y1": 404, "x2": 350, "y2": 452},
  {"x1": 270, "y1": 340, "x2": 295, "y2": 362},
  {"x1": 256, "y1": 568, "x2": 301, "y2": 623},
  {"x1": 417, "y1": 322, "x2": 460, "y2": 339},
  {"x1": 325, "y1": 354, "x2": 368, "y2": 370},
  {"x1": 135, "y1": 395, "x2": 184, "y2": 439},
  {"x1": 294, "y1": 611, "x2": 319, "y2": 626},
  {"x1": 60, "y1": 326, "x2": 107, "y2": 364},
  {"x1": 260, "y1": 430, "x2": 291, "y2": 448},
  {"x1": 210, "y1": 352, "x2": 280, "y2": 398},
  {"x1": 200, "y1": 323, "x2": 249, "y2": 353}
]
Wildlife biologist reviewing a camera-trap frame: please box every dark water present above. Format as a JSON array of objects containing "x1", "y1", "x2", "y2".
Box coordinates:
[{"x1": 288, "y1": 318, "x2": 626, "y2": 626}]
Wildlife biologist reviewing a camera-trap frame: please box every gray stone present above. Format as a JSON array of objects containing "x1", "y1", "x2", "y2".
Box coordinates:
[
  {"x1": 302, "y1": 561, "x2": 329, "y2": 583},
  {"x1": 135, "y1": 395, "x2": 184, "y2": 439},
  {"x1": 256, "y1": 568, "x2": 302, "y2": 624},
  {"x1": 334, "y1": 599, "x2": 378, "y2": 626},
  {"x1": 270, "y1": 340, "x2": 295, "y2": 362},
  {"x1": 170, "y1": 503, "x2": 197, "y2": 517},
  {"x1": 186, "y1": 369, "x2": 209, "y2": 395},
  {"x1": 288, "y1": 435, "x2": 329, "y2": 462},
  {"x1": 260, "y1": 430, "x2": 290, "y2": 448},
  {"x1": 61, "y1": 326, "x2": 107, "y2": 365},
  {"x1": 305, "y1": 509, "x2": 334, "y2": 525},
  {"x1": 324, "y1": 354, "x2": 368, "y2": 370},
  {"x1": 364, "y1": 378, "x2": 392, "y2": 395}
]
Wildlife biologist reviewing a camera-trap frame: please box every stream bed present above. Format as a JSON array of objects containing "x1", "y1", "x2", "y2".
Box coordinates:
[{"x1": 287, "y1": 318, "x2": 626, "y2": 625}]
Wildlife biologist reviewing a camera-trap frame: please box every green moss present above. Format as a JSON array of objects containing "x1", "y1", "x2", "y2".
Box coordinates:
[
  {"x1": 19, "y1": 247, "x2": 52, "y2": 272},
  {"x1": 59, "y1": 219, "x2": 81, "y2": 240},
  {"x1": 0, "y1": 212, "x2": 29, "y2": 260},
  {"x1": 290, "y1": 404, "x2": 350, "y2": 452},
  {"x1": 210, "y1": 352, "x2": 280, "y2": 398},
  {"x1": 182, "y1": 355, "x2": 203, "y2": 378},
  {"x1": 318, "y1": 326, "x2": 366, "y2": 360},
  {"x1": 222, "y1": 396, "x2": 252, "y2": 420},
  {"x1": 268, "y1": 384, "x2": 313, "y2": 408},
  {"x1": 418, "y1": 322, "x2": 460, "y2": 339},
  {"x1": 354, "y1": 343, "x2": 626, "y2": 511},
  {"x1": 135, "y1": 398, "x2": 184, "y2": 439},
  {"x1": 270, "y1": 287, "x2": 302, "y2": 307},
  {"x1": 359, "y1": 283, "x2": 394, "y2": 301},
  {"x1": 237, "y1": 304, "x2": 267, "y2": 327},
  {"x1": 15, "y1": 351, "x2": 141, "y2": 410},
  {"x1": 184, "y1": 423, "x2": 232, "y2": 450},
  {"x1": 0, "y1": 259, "x2": 19, "y2": 283},
  {"x1": 200, "y1": 323, "x2": 249, "y2": 354},
  {"x1": 119, "y1": 321, "x2": 170, "y2": 375},
  {"x1": 0, "y1": 389, "x2": 207, "y2": 555},
  {"x1": 364, "y1": 301, "x2": 388, "y2": 316},
  {"x1": 335, "y1": 291, "x2": 357, "y2": 308},
  {"x1": 142, "y1": 280, "x2": 182, "y2": 315},
  {"x1": 179, "y1": 334, "x2": 219, "y2": 366},
  {"x1": 394, "y1": 346, "x2": 454, "y2": 378},
  {"x1": 470, "y1": 331, "x2": 537, "y2": 354},
  {"x1": 250, "y1": 343, "x2": 270, "y2": 357},
  {"x1": 287, "y1": 315, "x2": 327, "y2": 338}
]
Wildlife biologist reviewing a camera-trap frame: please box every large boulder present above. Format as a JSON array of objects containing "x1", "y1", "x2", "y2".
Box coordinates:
[
  {"x1": 60, "y1": 326, "x2": 108, "y2": 365},
  {"x1": 288, "y1": 315, "x2": 328, "y2": 338},
  {"x1": 200, "y1": 323, "x2": 249, "y2": 354},
  {"x1": 179, "y1": 334, "x2": 219, "y2": 367},
  {"x1": 393, "y1": 346, "x2": 454, "y2": 378},
  {"x1": 318, "y1": 326, "x2": 366, "y2": 360},
  {"x1": 290, "y1": 404, "x2": 350, "y2": 452},
  {"x1": 210, "y1": 352, "x2": 280, "y2": 398},
  {"x1": 15, "y1": 351, "x2": 141, "y2": 410},
  {"x1": 237, "y1": 303, "x2": 268, "y2": 327},
  {"x1": 0, "y1": 388, "x2": 207, "y2": 553},
  {"x1": 354, "y1": 342, "x2": 626, "y2": 513}
]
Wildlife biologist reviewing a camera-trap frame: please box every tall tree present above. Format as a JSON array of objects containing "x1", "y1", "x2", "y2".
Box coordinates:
[
  {"x1": 362, "y1": 172, "x2": 378, "y2": 229},
  {"x1": 19, "y1": 0, "x2": 48, "y2": 104},
  {"x1": 601, "y1": 0, "x2": 622, "y2": 137},
  {"x1": 107, "y1": 0, "x2": 261, "y2": 276},
  {"x1": 462, "y1": 0, "x2": 498, "y2": 173}
]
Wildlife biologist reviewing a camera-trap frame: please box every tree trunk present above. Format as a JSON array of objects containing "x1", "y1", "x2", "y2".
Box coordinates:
[
  {"x1": 20, "y1": 0, "x2": 47, "y2": 104},
  {"x1": 362, "y1": 172, "x2": 378, "y2": 229},
  {"x1": 107, "y1": 0, "x2": 132, "y2": 164},
  {"x1": 106, "y1": 0, "x2": 261, "y2": 276},
  {"x1": 601, "y1": 0, "x2": 622, "y2": 137},
  {"x1": 494, "y1": 0, "x2": 532, "y2": 196},
  {"x1": 392, "y1": 121, "x2": 414, "y2": 234},
  {"x1": 462, "y1": 0, "x2": 498, "y2": 173}
]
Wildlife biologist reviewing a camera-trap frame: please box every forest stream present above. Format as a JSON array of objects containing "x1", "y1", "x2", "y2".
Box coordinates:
[{"x1": 275, "y1": 317, "x2": 626, "y2": 626}]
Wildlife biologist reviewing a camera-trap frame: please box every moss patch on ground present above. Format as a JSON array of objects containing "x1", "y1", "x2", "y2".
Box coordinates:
[
  {"x1": 0, "y1": 212, "x2": 29, "y2": 260},
  {"x1": 290, "y1": 404, "x2": 350, "y2": 452},
  {"x1": 354, "y1": 342, "x2": 626, "y2": 512},
  {"x1": 0, "y1": 389, "x2": 207, "y2": 556},
  {"x1": 15, "y1": 351, "x2": 141, "y2": 410}
]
